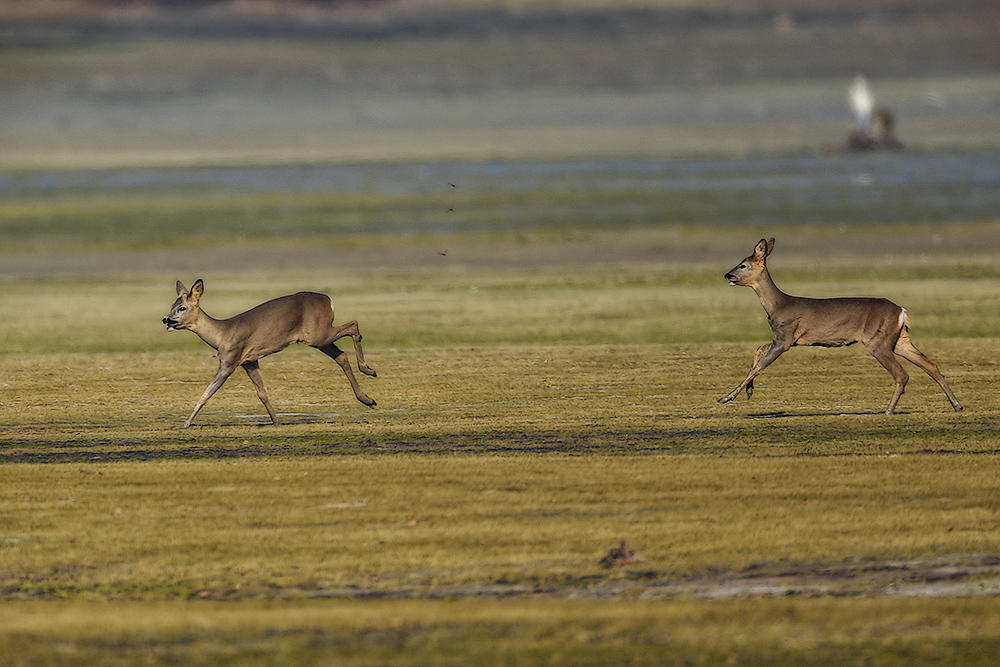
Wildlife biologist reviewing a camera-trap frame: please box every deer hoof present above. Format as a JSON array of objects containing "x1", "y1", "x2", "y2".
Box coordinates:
[{"x1": 360, "y1": 364, "x2": 377, "y2": 377}]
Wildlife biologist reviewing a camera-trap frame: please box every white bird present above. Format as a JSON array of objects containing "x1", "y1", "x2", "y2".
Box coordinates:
[{"x1": 849, "y1": 75, "x2": 874, "y2": 132}]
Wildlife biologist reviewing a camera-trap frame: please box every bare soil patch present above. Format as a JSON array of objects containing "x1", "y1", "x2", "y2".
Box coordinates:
[{"x1": 172, "y1": 556, "x2": 1000, "y2": 602}]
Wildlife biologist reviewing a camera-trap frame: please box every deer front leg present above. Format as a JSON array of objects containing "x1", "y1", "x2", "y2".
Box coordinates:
[
  {"x1": 744, "y1": 342, "x2": 772, "y2": 399},
  {"x1": 317, "y1": 343, "x2": 377, "y2": 407},
  {"x1": 183, "y1": 360, "x2": 238, "y2": 428},
  {"x1": 243, "y1": 360, "x2": 279, "y2": 425},
  {"x1": 719, "y1": 340, "x2": 786, "y2": 404}
]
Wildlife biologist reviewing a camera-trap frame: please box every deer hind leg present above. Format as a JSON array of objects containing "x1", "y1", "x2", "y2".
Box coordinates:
[
  {"x1": 242, "y1": 360, "x2": 279, "y2": 425},
  {"x1": 317, "y1": 343, "x2": 377, "y2": 407},
  {"x1": 719, "y1": 340, "x2": 786, "y2": 404},
  {"x1": 893, "y1": 332, "x2": 963, "y2": 412},
  {"x1": 324, "y1": 320, "x2": 377, "y2": 377},
  {"x1": 183, "y1": 360, "x2": 238, "y2": 428}
]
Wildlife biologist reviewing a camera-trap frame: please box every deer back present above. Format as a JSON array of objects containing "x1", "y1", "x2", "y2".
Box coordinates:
[
  {"x1": 774, "y1": 296, "x2": 904, "y2": 348},
  {"x1": 222, "y1": 292, "x2": 335, "y2": 359}
]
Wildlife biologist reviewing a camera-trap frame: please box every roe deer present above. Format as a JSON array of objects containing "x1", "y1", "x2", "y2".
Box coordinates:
[
  {"x1": 163, "y1": 279, "x2": 377, "y2": 427},
  {"x1": 719, "y1": 238, "x2": 962, "y2": 414}
]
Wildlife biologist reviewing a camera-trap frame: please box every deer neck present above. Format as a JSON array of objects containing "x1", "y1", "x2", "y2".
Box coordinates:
[
  {"x1": 750, "y1": 266, "x2": 792, "y2": 316},
  {"x1": 187, "y1": 310, "x2": 229, "y2": 351}
]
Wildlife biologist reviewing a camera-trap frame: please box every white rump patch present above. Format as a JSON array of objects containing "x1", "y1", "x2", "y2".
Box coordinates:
[{"x1": 899, "y1": 308, "x2": 908, "y2": 330}]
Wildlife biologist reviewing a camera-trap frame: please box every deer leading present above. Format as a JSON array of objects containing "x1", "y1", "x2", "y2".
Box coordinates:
[
  {"x1": 163, "y1": 279, "x2": 377, "y2": 427},
  {"x1": 719, "y1": 238, "x2": 962, "y2": 414}
]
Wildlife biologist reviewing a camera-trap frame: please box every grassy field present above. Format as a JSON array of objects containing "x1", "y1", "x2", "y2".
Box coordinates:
[
  {"x1": 3, "y1": 2, "x2": 1000, "y2": 664},
  {"x1": 4, "y1": 179, "x2": 1000, "y2": 665},
  {"x1": 3, "y1": 235, "x2": 1000, "y2": 664},
  {"x1": 2, "y1": 167, "x2": 1000, "y2": 667}
]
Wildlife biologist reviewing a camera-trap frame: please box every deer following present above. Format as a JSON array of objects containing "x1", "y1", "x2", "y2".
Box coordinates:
[
  {"x1": 163, "y1": 280, "x2": 377, "y2": 428},
  {"x1": 719, "y1": 238, "x2": 962, "y2": 414}
]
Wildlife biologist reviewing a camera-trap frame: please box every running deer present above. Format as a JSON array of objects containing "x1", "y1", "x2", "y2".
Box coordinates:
[
  {"x1": 719, "y1": 238, "x2": 962, "y2": 414},
  {"x1": 163, "y1": 280, "x2": 377, "y2": 427}
]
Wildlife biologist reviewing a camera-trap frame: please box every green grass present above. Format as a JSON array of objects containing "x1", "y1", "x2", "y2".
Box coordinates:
[
  {"x1": 4, "y1": 185, "x2": 1000, "y2": 253},
  {"x1": 1, "y1": 257, "x2": 998, "y2": 354}
]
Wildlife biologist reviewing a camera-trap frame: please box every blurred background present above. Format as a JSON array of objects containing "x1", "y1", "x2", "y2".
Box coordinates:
[
  {"x1": 2, "y1": 0, "x2": 999, "y2": 167},
  {"x1": 0, "y1": 0, "x2": 998, "y2": 275}
]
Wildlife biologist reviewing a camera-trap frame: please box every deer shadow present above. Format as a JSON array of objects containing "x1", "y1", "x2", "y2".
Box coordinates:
[{"x1": 746, "y1": 410, "x2": 900, "y2": 419}]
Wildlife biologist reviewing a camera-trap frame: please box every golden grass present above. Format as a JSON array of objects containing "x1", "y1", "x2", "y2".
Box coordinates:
[
  {"x1": 1, "y1": 264, "x2": 995, "y2": 608},
  {"x1": 3, "y1": 597, "x2": 1000, "y2": 666},
  {"x1": 0, "y1": 271, "x2": 991, "y2": 663},
  {"x1": 3, "y1": 250, "x2": 999, "y2": 352},
  {"x1": 3, "y1": 451, "x2": 998, "y2": 599},
  {"x1": 2, "y1": 222, "x2": 999, "y2": 663}
]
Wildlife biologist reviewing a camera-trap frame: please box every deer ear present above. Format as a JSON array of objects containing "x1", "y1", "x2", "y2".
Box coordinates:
[
  {"x1": 753, "y1": 239, "x2": 769, "y2": 258},
  {"x1": 190, "y1": 279, "x2": 204, "y2": 301},
  {"x1": 765, "y1": 238, "x2": 775, "y2": 257},
  {"x1": 176, "y1": 280, "x2": 187, "y2": 296}
]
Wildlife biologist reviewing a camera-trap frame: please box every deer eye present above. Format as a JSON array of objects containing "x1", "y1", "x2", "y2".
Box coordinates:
[{"x1": 178, "y1": 306, "x2": 187, "y2": 312}]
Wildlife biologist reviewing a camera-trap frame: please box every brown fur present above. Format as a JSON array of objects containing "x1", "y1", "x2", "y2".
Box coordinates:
[
  {"x1": 719, "y1": 239, "x2": 962, "y2": 414},
  {"x1": 163, "y1": 279, "x2": 377, "y2": 427}
]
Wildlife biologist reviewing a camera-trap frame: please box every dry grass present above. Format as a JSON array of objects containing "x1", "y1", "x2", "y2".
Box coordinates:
[
  {"x1": 2, "y1": 224, "x2": 999, "y2": 663},
  {"x1": 2, "y1": 597, "x2": 999, "y2": 666},
  {"x1": 4, "y1": 450, "x2": 999, "y2": 598},
  {"x1": 1, "y1": 258, "x2": 994, "y2": 664},
  {"x1": 1, "y1": 264, "x2": 995, "y2": 608}
]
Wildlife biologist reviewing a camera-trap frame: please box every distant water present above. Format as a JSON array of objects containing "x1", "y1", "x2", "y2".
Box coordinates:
[{"x1": 2, "y1": 151, "x2": 998, "y2": 226}]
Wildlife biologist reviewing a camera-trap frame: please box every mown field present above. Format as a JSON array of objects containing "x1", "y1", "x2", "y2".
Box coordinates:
[{"x1": 3, "y1": 2, "x2": 1000, "y2": 664}]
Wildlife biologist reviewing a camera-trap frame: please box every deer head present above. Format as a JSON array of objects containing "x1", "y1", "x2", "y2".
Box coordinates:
[
  {"x1": 725, "y1": 238, "x2": 774, "y2": 287},
  {"x1": 163, "y1": 279, "x2": 204, "y2": 331}
]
